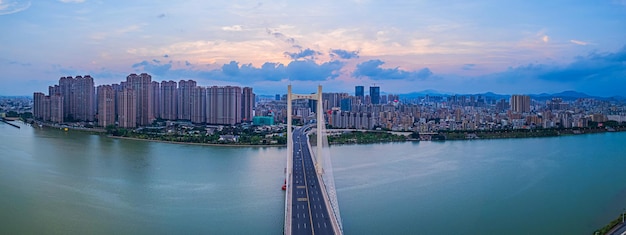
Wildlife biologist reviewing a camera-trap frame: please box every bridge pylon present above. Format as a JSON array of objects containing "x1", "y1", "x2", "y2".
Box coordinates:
[{"x1": 287, "y1": 85, "x2": 324, "y2": 175}]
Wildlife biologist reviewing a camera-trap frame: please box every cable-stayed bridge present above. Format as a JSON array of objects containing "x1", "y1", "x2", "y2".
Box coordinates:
[{"x1": 284, "y1": 85, "x2": 343, "y2": 235}]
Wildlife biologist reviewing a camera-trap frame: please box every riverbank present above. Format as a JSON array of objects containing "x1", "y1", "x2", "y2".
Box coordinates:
[
  {"x1": 325, "y1": 131, "x2": 414, "y2": 145},
  {"x1": 438, "y1": 126, "x2": 626, "y2": 141},
  {"x1": 0, "y1": 118, "x2": 20, "y2": 129},
  {"x1": 108, "y1": 135, "x2": 285, "y2": 148},
  {"x1": 594, "y1": 212, "x2": 625, "y2": 235},
  {"x1": 29, "y1": 120, "x2": 626, "y2": 147},
  {"x1": 33, "y1": 121, "x2": 107, "y2": 133}
]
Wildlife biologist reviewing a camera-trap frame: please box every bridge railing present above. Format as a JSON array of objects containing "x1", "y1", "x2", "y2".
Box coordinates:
[{"x1": 307, "y1": 125, "x2": 343, "y2": 234}]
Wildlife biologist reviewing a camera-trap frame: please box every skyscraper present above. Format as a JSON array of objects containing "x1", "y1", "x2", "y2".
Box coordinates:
[
  {"x1": 117, "y1": 88, "x2": 136, "y2": 128},
  {"x1": 191, "y1": 86, "x2": 206, "y2": 123},
  {"x1": 126, "y1": 73, "x2": 153, "y2": 126},
  {"x1": 206, "y1": 86, "x2": 242, "y2": 125},
  {"x1": 59, "y1": 76, "x2": 73, "y2": 120},
  {"x1": 151, "y1": 81, "x2": 161, "y2": 120},
  {"x1": 241, "y1": 87, "x2": 255, "y2": 122},
  {"x1": 340, "y1": 98, "x2": 351, "y2": 111},
  {"x1": 160, "y1": 80, "x2": 178, "y2": 120},
  {"x1": 49, "y1": 94, "x2": 64, "y2": 123},
  {"x1": 77, "y1": 75, "x2": 95, "y2": 122},
  {"x1": 178, "y1": 80, "x2": 196, "y2": 121},
  {"x1": 369, "y1": 86, "x2": 380, "y2": 105},
  {"x1": 355, "y1": 86, "x2": 364, "y2": 101},
  {"x1": 510, "y1": 95, "x2": 531, "y2": 113},
  {"x1": 57, "y1": 75, "x2": 95, "y2": 122},
  {"x1": 97, "y1": 85, "x2": 116, "y2": 127},
  {"x1": 33, "y1": 92, "x2": 45, "y2": 120}
]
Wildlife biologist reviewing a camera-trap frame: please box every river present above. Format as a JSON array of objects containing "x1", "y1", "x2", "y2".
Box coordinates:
[{"x1": 1, "y1": 121, "x2": 625, "y2": 234}]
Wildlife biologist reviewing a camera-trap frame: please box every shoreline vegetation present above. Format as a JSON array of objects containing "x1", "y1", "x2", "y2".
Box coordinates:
[
  {"x1": 594, "y1": 212, "x2": 625, "y2": 235},
  {"x1": 108, "y1": 135, "x2": 286, "y2": 147},
  {"x1": 19, "y1": 119, "x2": 626, "y2": 147},
  {"x1": 103, "y1": 124, "x2": 288, "y2": 147},
  {"x1": 437, "y1": 126, "x2": 626, "y2": 141}
]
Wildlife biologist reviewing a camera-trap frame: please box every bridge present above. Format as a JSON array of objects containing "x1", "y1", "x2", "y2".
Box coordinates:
[
  {"x1": 284, "y1": 85, "x2": 343, "y2": 235},
  {"x1": 0, "y1": 117, "x2": 20, "y2": 129}
]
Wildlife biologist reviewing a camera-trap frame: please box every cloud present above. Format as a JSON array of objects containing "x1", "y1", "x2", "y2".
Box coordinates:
[
  {"x1": 462, "y1": 64, "x2": 476, "y2": 70},
  {"x1": 284, "y1": 48, "x2": 320, "y2": 60},
  {"x1": 131, "y1": 60, "x2": 172, "y2": 76},
  {"x1": 90, "y1": 24, "x2": 143, "y2": 40},
  {"x1": 613, "y1": 0, "x2": 626, "y2": 6},
  {"x1": 541, "y1": 35, "x2": 549, "y2": 43},
  {"x1": 353, "y1": 59, "x2": 433, "y2": 80},
  {"x1": 157, "y1": 13, "x2": 166, "y2": 18},
  {"x1": 285, "y1": 60, "x2": 344, "y2": 81},
  {"x1": 463, "y1": 45, "x2": 626, "y2": 96},
  {"x1": 221, "y1": 61, "x2": 240, "y2": 76},
  {"x1": 330, "y1": 49, "x2": 359, "y2": 59},
  {"x1": 163, "y1": 54, "x2": 169, "y2": 58},
  {"x1": 500, "y1": 46, "x2": 626, "y2": 83},
  {"x1": 129, "y1": 58, "x2": 344, "y2": 83},
  {"x1": 59, "y1": 0, "x2": 84, "y2": 2},
  {"x1": 0, "y1": 0, "x2": 31, "y2": 15},
  {"x1": 2, "y1": 58, "x2": 32, "y2": 66},
  {"x1": 128, "y1": 39, "x2": 292, "y2": 66},
  {"x1": 215, "y1": 60, "x2": 343, "y2": 81},
  {"x1": 222, "y1": 25, "x2": 243, "y2": 31},
  {"x1": 266, "y1": 28, "x2": 296, "y2": 45},
  {"x1": 570, "y1": 40, "x2": 589, "y2": 46}
]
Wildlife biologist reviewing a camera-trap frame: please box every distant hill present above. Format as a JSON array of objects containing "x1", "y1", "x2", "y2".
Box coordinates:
[
  {"x1": 399, "y1": 90, "x2": 625, "y2": 101},
  {"x1": 530, "y1": 90, "x2": 591, "y2": 101},
  {"x1": 399, "y1": 90, "x2": 454, "y2": 98}
]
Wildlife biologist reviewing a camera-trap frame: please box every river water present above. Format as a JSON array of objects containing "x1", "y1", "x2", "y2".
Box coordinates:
[{"x1": 1, "y1": 121, "x2": 625, "y2": 234}]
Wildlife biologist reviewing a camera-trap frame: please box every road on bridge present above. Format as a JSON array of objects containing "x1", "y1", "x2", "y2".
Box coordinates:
[{"x1": 291, "y1": 127, "x2": 334, "y2": 235}]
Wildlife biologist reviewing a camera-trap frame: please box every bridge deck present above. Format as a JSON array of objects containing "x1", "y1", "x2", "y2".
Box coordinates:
[{"x1": 285, "y1": 127, "x2": 340, "y2": 235}]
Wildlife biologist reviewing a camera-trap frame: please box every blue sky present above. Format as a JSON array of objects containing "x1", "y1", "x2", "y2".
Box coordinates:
[{"x1": 1, "y1": 0, "x2": 626, "y2": 96}]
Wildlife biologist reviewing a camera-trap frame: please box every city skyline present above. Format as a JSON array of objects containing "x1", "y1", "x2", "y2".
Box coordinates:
[
  {"x1": 1, "y1": 1, "x2": 626, "y2": 96},
  {"x1": 33, "y1": 73, "x2": 255, "y2": 127}
]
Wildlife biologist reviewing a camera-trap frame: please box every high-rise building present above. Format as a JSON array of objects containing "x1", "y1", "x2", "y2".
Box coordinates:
[
  {"x1": 496, "y1": 99, "x2": 509, "y2": 113},
  {"x1": 340, "y1": 98, "x2": 352, "y2": 111},
  {"x1": 75, "y1": 75, "x2": 95, "y2": 122},
  {"x1": 355, "y1": 86, "x2": 364, "y2": 101},
  {"x1": 126, "y1": 73, "x2": 153, "y2": 126},
  {"x1": 242, "y1": 87, "x2": 255, "y2": 122},
  {"x1": 161, "y1": 80, "x2": 178, "y2": 120},
  {"x1": 33, "y1": 91, "x2": 63, "y2": 123},
  {"x1": 97, "y1": 85, "x2": 116, "y2": 127},
  {"x1": 370, "y1": 86, "x2": 380, "y2": 105},
  {"x1": 510, "y1": 95, "x2": 531, "y2": 113},
  {"x1": 322, "y1": 93, "x2": 340, "y2": 111},
  {"x1": 191, "y1": 86, "x2": 206, "y2": 123},
  {"x1": 59, "y1": 76, "x2": 73, "y2": 120},
  {"x1": 151, "y1": 81, "x2": 161, "y2": 120},
  {"x1": 206, "y1": 86, "x2": 242, "y2": 125},
  {"x1": 49, "y1": 95, "x2": 64, "y2": 123},
  {"x1": 33, "y1": 92, "x2": 45, "y2": 120},
  {"x1": 49, "y1": 85, "x2": 60, "y2": 96},
  {"x1": 117, "y1": 88, "x2": 137, "y2": 128},
  {"x1": 57, "y1": 75, "x2": 95, "y2": 122},
  {"x1": 178, "y1": 80, "x2": 196, "y2": 121}
]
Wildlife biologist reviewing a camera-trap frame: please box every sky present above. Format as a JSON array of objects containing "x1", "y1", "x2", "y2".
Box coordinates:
[{"x1": 1, "y1": 0, "x2": 626, "y2": 96}]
